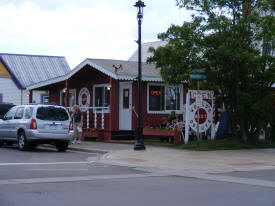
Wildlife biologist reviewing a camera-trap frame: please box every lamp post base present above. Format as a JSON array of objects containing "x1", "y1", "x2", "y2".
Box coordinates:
[{"x1": 134, "y1": 139, "x2": 146, "y2": 150}]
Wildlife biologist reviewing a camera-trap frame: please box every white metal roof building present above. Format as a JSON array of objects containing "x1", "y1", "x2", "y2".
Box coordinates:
[
  {"x1": 128, "y1": 41, "x2": 167, "y2": 62},
  {"x1": 0, "y1": 53, "x2": 71, "y2": 105}
]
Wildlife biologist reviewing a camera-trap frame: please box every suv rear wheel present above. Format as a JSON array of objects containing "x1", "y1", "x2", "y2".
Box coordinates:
[
  {"x1": 18, "y1": 132, "x2": 30, "y2": 151},
  {"x1": 55, "y1": 140, "x2": 69, "y2": 152}
]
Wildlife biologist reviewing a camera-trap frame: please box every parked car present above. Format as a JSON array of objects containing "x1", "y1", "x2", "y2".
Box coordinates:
[
  {"x1": 0, "y1": 104, "x2": 74, "y2": 152},
  {"x1": 0, "y1": 102, "x2": 15, "y2": 119}
]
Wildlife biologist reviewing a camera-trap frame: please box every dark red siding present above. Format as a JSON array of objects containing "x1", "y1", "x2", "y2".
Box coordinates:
[{"x1": 37, "y1": 64, "x2": 187, "y2": 132}]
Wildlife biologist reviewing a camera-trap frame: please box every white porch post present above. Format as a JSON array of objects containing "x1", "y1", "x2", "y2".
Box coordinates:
[
  {"x1": 94, "y1": 110, "x2": 97, "y2": 128},
  {"x1": 87, "y1": 109, "x2": 90, "y2": 128},
  {"x1": 101, "y1": 109, "x2": 104, "y2": 129},
  {"x1": 185, "y1": 91, "x2": 190, "y2": 144}
]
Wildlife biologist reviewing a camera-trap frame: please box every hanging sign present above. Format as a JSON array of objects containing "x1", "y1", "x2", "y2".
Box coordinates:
[
  {"x1": 189, "y1": 100, "x2": 212, "y2": 133},
  {"x1": 196, "y1": 93, "x2": 203, "y2": 107},
  {"x1": 184, "y1": 90, "x2": 215, "y2": 144},
  {"x1": 78, "y1": 87, "x2": 90, "y2": 111},
  {"x1": 150, "y1": 90, "x2": 161, "y2": 96},
  {"x1": 190, "y1": 90, "x2": 213, "y2": 100}
]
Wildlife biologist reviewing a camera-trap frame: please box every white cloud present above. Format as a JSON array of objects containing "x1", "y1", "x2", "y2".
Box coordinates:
[{"x1": 0, "y1": 0, "x2": 192, "y2": 68}]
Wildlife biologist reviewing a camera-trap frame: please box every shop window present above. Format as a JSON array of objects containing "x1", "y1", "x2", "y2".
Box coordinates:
[
  {"x1": 123, "y1": 88, "x2": 130, "y2": 109},
  {"x1": 93, "y1": 85, "x2": 110, "y2": 108},
  {"x1": 41, "y1": 94, "x2": 49, "y2": 104},
  {"x1": 165, "y1": 86, "x2": 180, "y2": 111},
  {"x1": 60, "y1": 89, "x2": 76, "y2": 107},
  {"x1": 148, "y1": 84, "x2": 182, "y2": 113},
  {"x1": 149, "y1": 85, "x2": 165, "y2": 111},
  {"x1": 93, "y1": 84, "x2": 110, "y2": 113}
]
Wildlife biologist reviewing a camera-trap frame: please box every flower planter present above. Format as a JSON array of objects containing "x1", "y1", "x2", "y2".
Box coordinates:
[
  {"x1": 82, "y1": 128, "x2": 103, "y2": 140},
  {"x1": 82, "y1": 132, "x2": 100, "y2": 138}
]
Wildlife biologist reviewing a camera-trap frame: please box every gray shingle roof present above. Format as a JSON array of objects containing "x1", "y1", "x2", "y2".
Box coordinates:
[
  {"x1": 87, "y1": 58, "x2": 161, "y2": 80},
  {"x1": 0, "y1": 53, "x2": 71, "y2": 88},
  {"x1": 27, "y1": 58, "x2": 163, "y2": 90},
  {"x1": 128, "y1": 41, "x2": 167, "y2": 62}
]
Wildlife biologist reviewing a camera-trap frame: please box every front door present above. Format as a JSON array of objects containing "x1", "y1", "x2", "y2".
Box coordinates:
[{"x1": 119, "y1": 82, "x2": 132, "y2": 130}]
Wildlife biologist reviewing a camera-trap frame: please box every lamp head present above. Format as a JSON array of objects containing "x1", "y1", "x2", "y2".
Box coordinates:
[{"x1": 134, "y1": 0, "x2": 146, "y2": 20}]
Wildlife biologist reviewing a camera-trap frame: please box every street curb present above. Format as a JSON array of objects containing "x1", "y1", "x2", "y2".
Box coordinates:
[
  {"x1": 68, "y1": 146, "x2": 108, "y2": 154},
  {"x1": 40, "y1": 144, "x2": 108, "y2": 155}
]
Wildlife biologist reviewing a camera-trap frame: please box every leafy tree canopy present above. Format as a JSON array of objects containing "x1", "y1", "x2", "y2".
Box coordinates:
[{"x1": 148, "y1": 0, "x2": 275, "y2": 143}]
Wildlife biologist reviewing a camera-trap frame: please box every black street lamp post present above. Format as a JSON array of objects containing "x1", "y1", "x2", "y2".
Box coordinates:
[{"x1": 134, "y1": 0, "x2": 146, "y2": 150}]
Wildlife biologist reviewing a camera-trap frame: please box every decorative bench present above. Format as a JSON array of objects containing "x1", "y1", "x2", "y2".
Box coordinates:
[{"x1": 142, "y1": 128, "x2": 181, "y2": 144}]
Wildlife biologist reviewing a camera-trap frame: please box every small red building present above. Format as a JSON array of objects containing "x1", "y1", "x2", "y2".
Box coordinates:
[{"x1": 27, "y1": 58, "x2": 187, "y2": 141}]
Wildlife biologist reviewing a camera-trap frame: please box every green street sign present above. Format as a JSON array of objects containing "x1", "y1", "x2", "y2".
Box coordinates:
[
  {"x1": 192, "y1": 68, "x2": 205, "y2": 73},
  {"x1": 189, "y1": 74, "x2": 207, "y2": 80}
]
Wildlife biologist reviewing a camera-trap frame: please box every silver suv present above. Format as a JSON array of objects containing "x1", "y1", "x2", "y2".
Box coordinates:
[{"x1": 0, "y1": 104, "x2": 74, "y2": 152}]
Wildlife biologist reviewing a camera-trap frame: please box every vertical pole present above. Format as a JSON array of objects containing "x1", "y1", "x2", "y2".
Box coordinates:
[
  {"x1": 134, "y1": 16, "x2": 145, "y2": 150},
  {"x1": 28, "y1": 90, "x2": 33, "y2": 104},
  {"x1": 65, "y1": 80, "x2": 69, "y2": 107},
  {"x1": 185, "y1": 91, "x2": 190, "y2": 144},
  {"x1": 109, "y1": 77, "x2": 114, "y2": 131},
  {"x1": 211, "y1": 93, "x2": 215, "y2": 140},
  {"x1": 196, "y1": 80, "x2": 200, "y2": 140}
]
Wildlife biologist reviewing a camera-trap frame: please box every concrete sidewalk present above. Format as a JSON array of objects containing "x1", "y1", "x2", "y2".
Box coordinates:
[
  {"x1": 67, "y1": 141, "x2": 275, "y2": 188},
  {"x1": 69, "y1": 141, "x2": 275, "y2": 173}
]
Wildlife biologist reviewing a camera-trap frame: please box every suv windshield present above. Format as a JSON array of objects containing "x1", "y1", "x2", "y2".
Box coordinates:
[
  {"x1": 36, "y1": 107, "x2": 69, "y2": 121},
  {"x1": 0, "y1": 103, "x2": 15, "y2": 117}
]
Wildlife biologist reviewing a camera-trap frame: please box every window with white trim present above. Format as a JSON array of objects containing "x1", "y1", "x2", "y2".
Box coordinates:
[
  {"x1": 93, "y1": 84, "x2": 110, "y2": 111},
  {"x1": 60, "y1": 89, "x2": 76, "y2": 107},
  {"x1": 148, "y1": 84, "x2": 182, "y2": 113},
  {"x1": 165, "y1": 86, "x2": 181, "y2": 110}
]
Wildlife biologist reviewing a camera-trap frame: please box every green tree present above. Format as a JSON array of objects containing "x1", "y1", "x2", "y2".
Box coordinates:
[{"x1": 148, "y1": 0, "x2": 275, "y2": 143}]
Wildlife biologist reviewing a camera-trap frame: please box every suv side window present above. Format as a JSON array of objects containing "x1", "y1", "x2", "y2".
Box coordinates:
[
  {"x1": 14, "y1": 107, "x2": 24, "y2": 119},
  {"x1": 4, "y1": 107, "x2": 17, "y2": 120},
  {"x1": 24, "y1": 107, "x2": 33, "y2": 119}
]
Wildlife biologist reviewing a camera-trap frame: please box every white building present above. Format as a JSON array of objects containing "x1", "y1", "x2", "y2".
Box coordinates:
[{"x1": 0, "y1": 53, "x2": 71, "y2": 105}]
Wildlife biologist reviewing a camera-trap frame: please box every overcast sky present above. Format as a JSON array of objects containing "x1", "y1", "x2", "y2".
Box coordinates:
[{"x1": 0, "y1": 0, "x2": 192, "y2": 68}]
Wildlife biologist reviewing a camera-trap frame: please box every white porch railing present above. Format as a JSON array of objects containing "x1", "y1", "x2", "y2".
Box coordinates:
[{"x1": 67, "y1": 107, "x2": 109, "y2": 129}]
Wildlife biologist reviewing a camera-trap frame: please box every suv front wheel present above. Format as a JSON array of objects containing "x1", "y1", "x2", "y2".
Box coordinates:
[
  {"x1": 55, "y1": 140, "x2": 69, "y2": 152},
  {"x1": 18, "y1": 132, "x2": 30, "y2": 151}
]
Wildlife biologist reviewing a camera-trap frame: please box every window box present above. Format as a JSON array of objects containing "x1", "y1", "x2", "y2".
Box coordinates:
[{"x1": 82, "y1": 128, "x2": 103, "y2": 140}]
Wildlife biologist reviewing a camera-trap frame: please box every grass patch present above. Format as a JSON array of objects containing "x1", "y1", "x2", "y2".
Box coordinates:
[{"x1": 144, "y1": 138, "x2": 275, "y2": 151}]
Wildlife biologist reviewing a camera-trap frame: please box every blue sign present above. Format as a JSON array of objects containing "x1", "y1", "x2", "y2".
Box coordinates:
[{"x1": 189, "y1": 74, "x2": 207, "y2": 80}]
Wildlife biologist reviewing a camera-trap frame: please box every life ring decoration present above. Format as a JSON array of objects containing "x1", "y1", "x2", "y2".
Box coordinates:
[
  {"x1": 189, "y1": 100, "x2": 212, "y2": 133},
  {"x1": 78, "y1": 87, "x2": 90, "y2": 112}
]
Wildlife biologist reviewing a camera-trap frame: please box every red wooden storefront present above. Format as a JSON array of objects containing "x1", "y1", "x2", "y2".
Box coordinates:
[{"x1": 27, "y1": 58, "x2": 187, "y2": 142}]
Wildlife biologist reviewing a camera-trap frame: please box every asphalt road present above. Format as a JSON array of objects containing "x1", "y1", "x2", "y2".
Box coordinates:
[{"x1": 0, "y1": 145, "x2": 275, "y2": 206}]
